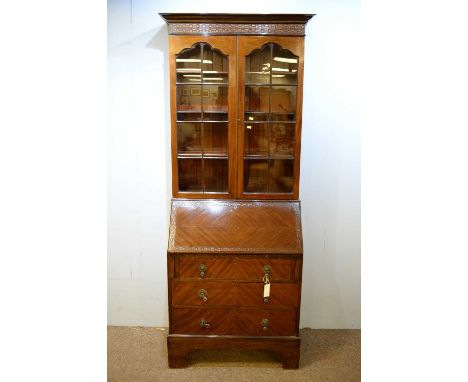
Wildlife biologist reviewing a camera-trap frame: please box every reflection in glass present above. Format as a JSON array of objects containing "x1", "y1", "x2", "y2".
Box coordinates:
[
  {"x1": 244, "y1": 112, "x2": 269, "y2": 122},
  {"x1": 203, "y1": 72, "x2": 228, "y2": 84},
  {"x1": 177, "y1": 73, "x2": 201, "y2": 84},
  {"x1": 269, "y1": 159, "x2": 294, "y2": 193},
  {"x1": 271, "y1": 44, "x2": 298, "y2": 85},
  {"x1": 176, "y1": 44, "x2": 202, "y2": 83},
  {"x1": 175, "y1": 42, "x2": 230, "y2": 194},
  {"x1": 204, "y1": 159, "x2": 228, "y2": 192},
  {"x1": 177, "y1": 123, "x2": 202, "y2": 154},
  {"x1": 178, "y1": 159, "x2": 203, "y2": 191},
  {"x1": 245, "y1": 86, "x2": 269, "y2": 113},
  {"x1": 203, "y1": 123, "x2": 228, "y2": 155},
  {"x1": 177, "y1": 85, "x2": 201, "y2": 111},
  {"x1": 244, "y1": 160, "x2": 268, "y2": 193},
  {"x1": 202, "y1": 46, "x2": 228, "y2": 73},
  {"x1": 244, "y1": 123, "x2": 268, "y2": 156},
  {"x1": 271, "y1": 86, "x2": 296, "y2": 113},
  {"x1": 245, "y1": 44, "x2": 271, "y2": 84},
  {"x1": 203, "y1": 85, "x2": 228, "y2": 112},
  {"x1": 203, "y1": 45, "x2": 228, "y2": 84},
  {"x1": 270, "y1": 123, "x2": 295, "y2": 156},
  {"x1": 243, "y1": 43, "x2": 298, "y2": 194}
]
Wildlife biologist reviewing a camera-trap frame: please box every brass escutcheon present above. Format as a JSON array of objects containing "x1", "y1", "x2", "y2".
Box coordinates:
[
  {"x1": 198, "y1": 288, "x2": 208, "y2": 302},
  {"x1": 261, "y1": 318, "x2": 269, "y2": 331},
  {"x1": 199, "y1": 264, "x2": 207, "y2": 278},
  {"x1": 200, "y1": 318, "x2": 210, "y2": 328}
]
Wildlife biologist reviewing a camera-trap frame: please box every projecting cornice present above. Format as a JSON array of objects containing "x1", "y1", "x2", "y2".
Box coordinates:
[{"x1": 159, "y1": 13, "x2": 315, "y2": 36}]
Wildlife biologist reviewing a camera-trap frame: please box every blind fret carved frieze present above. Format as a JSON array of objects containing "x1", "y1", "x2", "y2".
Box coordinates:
[{"x1": 168, "y1": 23, "x2": 306, "y2": 36}]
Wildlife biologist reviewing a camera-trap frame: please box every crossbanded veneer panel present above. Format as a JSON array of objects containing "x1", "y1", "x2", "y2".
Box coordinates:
[{"x1": 168, "y1": 200, "x2": 302, "y2": 254}]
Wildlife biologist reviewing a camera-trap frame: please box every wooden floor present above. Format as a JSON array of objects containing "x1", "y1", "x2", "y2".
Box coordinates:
[{"x1": 108, "y1": 327, "x2": 360, "y2": 381}]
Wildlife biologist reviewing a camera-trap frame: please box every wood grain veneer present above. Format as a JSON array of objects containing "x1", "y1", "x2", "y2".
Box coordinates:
[
  {"x1": 175, "y1": 256, "x2": 298, "y2": 281},
  {"x1": 171, "y1": 307, "x2": 297, "y2": 336},
  {"x1": 171, "y1": 280, "x2": 300, "y2": 308},
  {"x1": 162, "y1": 13, "x2": 313, "y2": 369},
  {"x1": 168, "y1": 199, "x2": 302, "y2": 254}
]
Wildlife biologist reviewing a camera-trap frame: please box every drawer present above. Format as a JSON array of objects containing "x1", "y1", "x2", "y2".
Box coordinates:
[
  {"x1": 175, "y1": 256, "x2": 298, "y2": 281},
  {"x1": 171, "y1": 308, "x2": 233, "y2": 335},
  {"x1": 235, "y1": 282, "x2": 300, "y2": 308},
  {"x1": 171, "y1": 307, "x2": 297, "y2": 337},
  {"x1": 233, "y1": 309, "x2": 297, "y2": 337},
  {"x1": 172, "y1": 280, "x2": 300, "y2": 308},
  {"x1": 172, "y1": 280, "x2": 235, "y2": 306}
]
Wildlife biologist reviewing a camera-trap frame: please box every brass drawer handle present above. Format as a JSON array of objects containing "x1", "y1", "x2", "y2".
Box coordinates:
[
  {"x1": 263, "y1": 265, "x2": 271, "y2": 274},
  {"x1": 200, "y1": 318, "x2": 210, "y2": 328},
  {"x1": 261, "y1": 318, "x2": 269, "y2": 332},
  {"x1": 198, "y1": 288, "x2": 208, "y2": 302},
  {"x1": 199, "y1": 264, "x2": 207, "y2": 278}
]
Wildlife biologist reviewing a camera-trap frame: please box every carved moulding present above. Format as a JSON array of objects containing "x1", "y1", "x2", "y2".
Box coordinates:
[{"x1": 168, "y1": 23, "x2": 306, "y2": 36}]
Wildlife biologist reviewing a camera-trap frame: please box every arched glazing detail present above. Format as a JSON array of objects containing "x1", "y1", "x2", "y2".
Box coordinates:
[
  {"x1": 175, "y1": 43, "x2": 229, "y2": 193},
  {"x1": 243, "y1": 43, "x2": 298, "y2": 194}
]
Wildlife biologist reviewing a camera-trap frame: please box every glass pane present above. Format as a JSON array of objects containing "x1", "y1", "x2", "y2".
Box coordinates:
[
  {"x1": 176, "y1": 44, "x2": 202, "y2": 83},
  {"x1": 203, "y1": 72, "x2": 228, "y2": 84},
  {"x1": 177, "y1": 73, "x2": 201, "y2": 84},
  {"x1": 271, "y1": 86, "x2": 296, "y2": 113},
  {"x1": 202, "y1": 46, "x2": 228, "y2": 72},
  {"x1": 203, "y1": 123, "x2": 228, "y2": 156},
  {"x1": 270, "y1": 123, "x2": 295, "y2": 157},
  {"x1": 271, "y1": 73, "x2": 298, "y2": 86},
  {"x1": 203, "y1": 85, "x2": 228, "y2": 113},
  {"x1": 269, "y1": 159, "x2": 294, "y2": 193},
  {"x1": 245, "y1": 44, "x2": 271, "y2": 84},
  {"x1": 244, "y1": 160, "x2": 268, "y2": 193},
  {"x1": 177, "y1": 85, "x2": 201, "y2": 111},
  {"x1": 204, "y1": 159, "x2": 228, "y2": 192},
  {"x1": 175, "y1": 43, "x2": 231, "y2": 196},
  {"x1": 271, "y1": 45, "x2": 298, "y2": 85},
  {"x1": 242, "y1": 43, "x2": 299, "y2": 195},
  {"x1": 202, "y1": 45, "x2": 228, "y2": 84},
  {"x1": 244, "y1": 112, "x2": 268, "y2": 122},
  {"x1": 203, "y1": 112, "x2": 228, "y2": 122},
  {"x1": 244, "y1": 123, "x2": 268, "y2": 156},
  {"x1": 177, "y1": 112, "x2": 202, "y2": 121},
  {"x1": 245, "y1": 71, "x2": 270, "y2": 85},
  {"x1": 245, "y1": 86, "x2": 269, "y2": 113},
  {"x1": 270, "y1": 113, "x2": 295, "y2": 122},
  {"x1": 177, "y1": 123, "x2": 202, "y2": 155},
  {"x1": 178, "y1": 159, "x2": 202, "y2": 192}
]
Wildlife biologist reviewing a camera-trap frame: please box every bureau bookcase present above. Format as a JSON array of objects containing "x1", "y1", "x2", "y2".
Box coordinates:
[{"x1": 160, "y1": 13, "x2": 314, "y2": 369}]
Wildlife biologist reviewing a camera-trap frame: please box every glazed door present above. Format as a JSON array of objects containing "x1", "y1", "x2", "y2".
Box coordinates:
[
  {"x1": 237, "y1": 36, "x2": 304, "y2": 199},
  {"x1": 170, "y1": 36, "x2": 237, "y2": 198}
]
